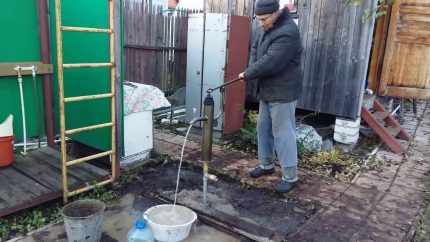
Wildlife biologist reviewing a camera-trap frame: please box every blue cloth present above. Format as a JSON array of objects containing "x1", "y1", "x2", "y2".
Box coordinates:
[{"x1": 257, "y1": 100, "x2": 298, "y2": 182}]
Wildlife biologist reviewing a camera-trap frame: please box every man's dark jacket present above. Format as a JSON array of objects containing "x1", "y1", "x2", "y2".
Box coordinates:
[{"x1": 244, "y1": 8, "x2": 303, "y2": 103}]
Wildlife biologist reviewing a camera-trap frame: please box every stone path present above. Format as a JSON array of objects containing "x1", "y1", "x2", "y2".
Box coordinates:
[{"x1": 153, "y1": 100, "x2": 430, "y2": 241}]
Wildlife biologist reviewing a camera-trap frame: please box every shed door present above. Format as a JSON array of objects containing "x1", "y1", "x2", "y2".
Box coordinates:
[{"x1": 379, "y1": 0, "x2": 430, "y2": 99}]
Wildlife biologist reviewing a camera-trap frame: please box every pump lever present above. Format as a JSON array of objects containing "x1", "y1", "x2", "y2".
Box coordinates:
[{"x1": 206, "y1": 77, "x2": 244, "y2": 94}]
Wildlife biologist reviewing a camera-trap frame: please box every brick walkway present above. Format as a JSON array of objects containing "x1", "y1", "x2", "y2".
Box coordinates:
[{"x1": 153, "y1": 101, "x2": 429, "y2": 241}]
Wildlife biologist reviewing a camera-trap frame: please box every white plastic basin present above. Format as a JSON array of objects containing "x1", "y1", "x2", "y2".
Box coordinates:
[{"x1": 145, "y1": 204, "x2": 197, "y2": 242}]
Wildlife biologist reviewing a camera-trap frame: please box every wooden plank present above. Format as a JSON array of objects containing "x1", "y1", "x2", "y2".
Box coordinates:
[
  {"x1": 400, "y1": 13, "x2": 430, "y2": 23},
  {"x1": 300, "y1": 0, "x2": 319, "y2": 109},
  {"x1": 373, "y1": 99, "x2": 411, "y2": 141},
  {"x1": 386, "y1": 86, "x2": 430, "y2": 99},
  {"x1": 400, "y1": 5, "x2": 430, "y2": 15},
  {"x1": 0, "y1": 191, "x2": 61, "y2": 218},
  {"x1": 398, "y1": 20, "x2": 430, "y2": 31},
  {"x1": 320, "y1": 0, "x2": 345, "y2": 110},
  {"x1": 39, "y1": 147, "x2": 109, "y2": 177},
  {"x1": 416, "y1": 46, "x2": 430, "y2": 88},
  {"x1": 361, "y1": 107, "x2": 406, "y2": 154},
  {"x1": 397, "y1": 27, "x2": 430, "y2": 38},
  {"x1": 0, "y1": 62, "x2": 53, "y2": 77},
  {"x1": 368, "y1": 11, "x2": 387, "y2": 91},
  {"x1": 386, "y1": 126, "x2": 402, "y2": 137},
  {"x1": 0, "y1": 168, "x2": 22, "y2": 206},
  {"x1": 333, "y1": 4, "x2": 358, "y2": 116},
  {"x1": 31, "y1": 148, "x2": 98, "y2": 183},
  {"x1": 0, "y1": 168, "x2": 49, "y2": 202},
  {"x1": 346, "y1": 0, "x2": 371, "y2": 118},
  {"x1": 6, "y1": 168, "x2": 51, "y2": 196},
  {"x1": 12, "y1": 156, "x2": 65, "y2": 191},
  {"x1": 313, "y1": 0, "x2": 336, "y2": 111},
  {"x1": 394, "y1": 35, "x2": 430, "y2": 45},
  {"x1": 372, "y1": 111, "x2": 389, "y2": 122},
  {"x1": 379, "y1": 0, "x2": 402, "y2": 95}
]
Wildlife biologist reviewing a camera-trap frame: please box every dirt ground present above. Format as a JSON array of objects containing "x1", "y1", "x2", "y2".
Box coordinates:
[{"x1": 118, "y1": 162, "x2": 321, "y2": 240}]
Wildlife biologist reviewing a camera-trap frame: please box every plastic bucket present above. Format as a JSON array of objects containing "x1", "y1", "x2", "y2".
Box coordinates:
[
  {"x1": 61, "y1": 199, "x2": 106, "y2": 242},
  {"x1": 145, "y1": 204, "x2": 197, "y2": 242},
  {"x1": 0, "y1": 135, "x2": 14, "y2": 167}
]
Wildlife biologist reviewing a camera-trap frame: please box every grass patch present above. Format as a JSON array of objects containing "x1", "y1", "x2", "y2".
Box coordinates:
[{"x1": 414, "y1": 180, "x2": 430, "y2": 242}]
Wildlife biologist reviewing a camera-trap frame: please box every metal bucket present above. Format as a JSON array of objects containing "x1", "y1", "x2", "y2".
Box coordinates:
[{"x1": 61, "y1": 199, "x2": 106, "y2": 242}]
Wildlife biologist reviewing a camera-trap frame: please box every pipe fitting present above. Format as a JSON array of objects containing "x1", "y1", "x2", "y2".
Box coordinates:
[{"x1": 205, "y1": 173, "x2": 218, "y2": 182}]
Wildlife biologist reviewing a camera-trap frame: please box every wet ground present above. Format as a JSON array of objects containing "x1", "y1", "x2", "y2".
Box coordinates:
[
  {"x1": 119, "y1": 162, "x2": 320, "y2": 240},
  {"x1": 16, "y1": 162, "x2": 319, "y2": 242}
]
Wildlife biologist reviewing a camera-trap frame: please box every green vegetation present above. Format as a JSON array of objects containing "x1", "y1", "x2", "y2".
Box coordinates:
[
  {"x1": 344, "y1": 0, "x2": 396, "y2": 22},
  {"x1": 0, "y1": 173, "x2": 137, "y2": 241},
  {"x1": 415, "y1": 181, "x2": 430, "y2": 242}
]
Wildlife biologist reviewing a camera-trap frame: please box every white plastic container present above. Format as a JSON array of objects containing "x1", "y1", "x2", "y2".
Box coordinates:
[
  {"x1": 145, "y1": 204, "x2": 197, "y2": 242},
  {"x1": 334, "y1": 117, "x2": 360, "y2": 144},
  {"x1": 127, "y1": 220, "x2": 154, "y2": 242},
  {"x1": 0, "y1": 115, "x2": 13, "y2": 137}
]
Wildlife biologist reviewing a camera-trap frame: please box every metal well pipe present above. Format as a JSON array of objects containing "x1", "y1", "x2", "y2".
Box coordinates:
[
  {"x1": 37, "y1": 0, "x2": 55, "y2": 147},
  {"x1": 201, "y1": 93, "x2": 214, "y2": 205}
]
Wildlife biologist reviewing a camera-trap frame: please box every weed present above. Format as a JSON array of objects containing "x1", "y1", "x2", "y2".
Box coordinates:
[
  {"x1": 0, "y1": 202, "x2": 62, "y2": 241},
  {"x1": 76, "y1": 185, "x2": 116, "y2": 203},
  {"x1": 115, "y1": 173, "x2": 137, "y2": 187},
  {"x1": 240, "y1": 110, "x2": 258, "y2": 146},
  {"x1": 415, "y1": 180, "x2": 430, "y2": 242}
]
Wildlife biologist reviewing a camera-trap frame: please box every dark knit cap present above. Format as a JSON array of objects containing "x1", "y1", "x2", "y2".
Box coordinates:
[{"x1": 254, "y1": 0, "x2": 280, "y2": 15}]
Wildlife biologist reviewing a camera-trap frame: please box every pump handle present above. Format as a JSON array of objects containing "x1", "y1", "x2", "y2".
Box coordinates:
[{"x1": 206, "y1": 77, "x2": 244, "y2": 94}]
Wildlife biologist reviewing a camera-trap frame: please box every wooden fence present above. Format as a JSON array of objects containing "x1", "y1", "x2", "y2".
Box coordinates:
[
  {"x1": 123, "y1": 1, "x2": 188, "y2": 93},
  {"x1": 123, "y1": 0, "x2": 253, "y2": 93},
  {"x1": 206, "y1": 0, "x2": 254, "y2": 16},
  {"x1": 296, "y1": 0, "x2": 378, "y2": 119}
]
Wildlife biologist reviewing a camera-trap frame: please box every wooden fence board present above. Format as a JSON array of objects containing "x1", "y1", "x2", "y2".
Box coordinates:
[{"x1": 295, "y1": 0, "x2": 378, "y2": 118}]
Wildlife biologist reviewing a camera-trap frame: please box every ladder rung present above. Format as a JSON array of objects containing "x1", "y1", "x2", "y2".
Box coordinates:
[
  {"x1": 68, "y1": 178, "x2": 114, "y2": 197},
  {"x1": 66, "y1": 151, "x2": 113, "y2": 166},
  {"x1": 64, "y1": 93, "x2": 113, "y2": 103},
  {"x1": 386, "y1": 126, "x2": 402, "y2": 137},
  {"x1": 66, "y1": 122, "x2": 113, "y2": 135},
  {"x1": 62, "y1": 26, "x2": 113, "y2": 33},
  {"x1": 63, "y1": 63, "x2": 113, "y2": 68},
  {"x1": 373, "y1": 111, "x2": 389, "y2": 122}
]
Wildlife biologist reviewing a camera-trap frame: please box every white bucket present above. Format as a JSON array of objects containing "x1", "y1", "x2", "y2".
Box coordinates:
[
  {"x1": 145, "y1": 204, "x2": 197, "y2": 242},
  {"x1": 0, "y1": 115, "x2": 13, "y2": 137}
]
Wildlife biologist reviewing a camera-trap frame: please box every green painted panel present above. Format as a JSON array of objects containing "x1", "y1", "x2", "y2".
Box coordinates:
[
  {"x1": 49, "y1": 0, "x2": 114, "y2": 151},
  {"x1": 0, "y1": 1, "x2": 45, "y2": 142}
]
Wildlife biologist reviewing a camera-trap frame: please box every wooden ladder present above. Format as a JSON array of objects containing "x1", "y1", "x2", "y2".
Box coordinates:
[
  {"x1": 361, "y1": 99, "x2": 411, "y2": 154},
  {"x1": 54, "y1": 0, "x2": 117, "y2": 203}
]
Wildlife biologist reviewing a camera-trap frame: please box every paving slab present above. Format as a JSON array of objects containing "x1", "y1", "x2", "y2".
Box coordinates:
[{"x1": 151, "y1": 101, "x2": 430, "y2": 241}]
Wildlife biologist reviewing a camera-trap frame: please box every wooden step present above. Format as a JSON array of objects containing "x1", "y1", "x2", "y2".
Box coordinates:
[
  {"x1": 361, "y1": 99, "x2": 412, "y2": 154},
  {"x1": 386, "y1": 126, "x2": 402, "y2": 137},
  {"x1": 372, "y1": 111, "x2": 389, "y2": 122}
]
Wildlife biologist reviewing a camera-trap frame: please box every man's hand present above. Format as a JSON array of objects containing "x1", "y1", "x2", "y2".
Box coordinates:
[{"x1": 238, "y1": 72, "x2": 246, "y2": 81}]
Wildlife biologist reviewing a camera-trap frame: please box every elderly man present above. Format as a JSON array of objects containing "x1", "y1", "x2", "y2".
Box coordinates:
[{"x1": 239, "y1": 0, "x2": 303, "y2": 193}]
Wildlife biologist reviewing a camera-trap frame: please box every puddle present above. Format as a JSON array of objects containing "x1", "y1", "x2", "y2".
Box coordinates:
[
  {"x1": 101, "y1": 193, "x2": 240, "y2": 242},
  {"x1": 103, "y1": 193, "x2": 139, "y2": 241}
]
